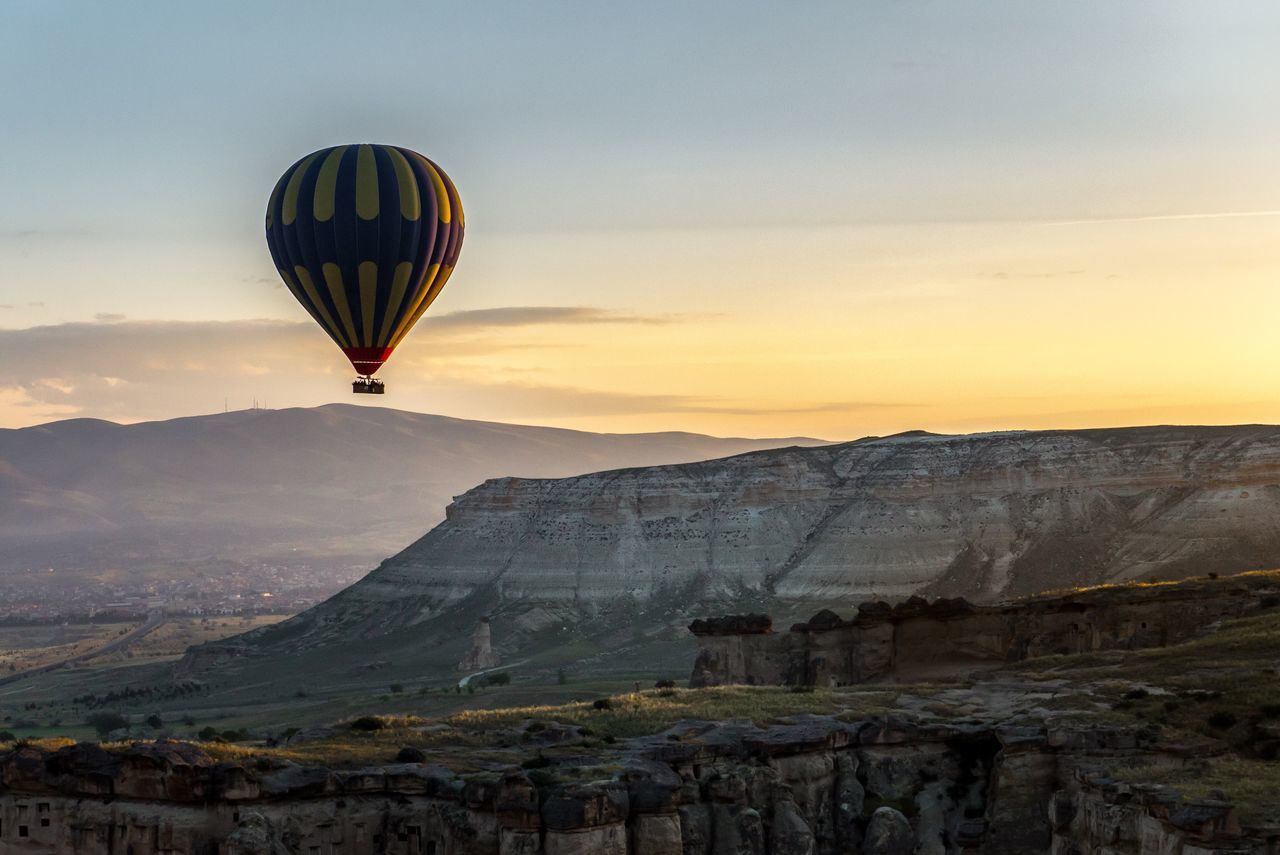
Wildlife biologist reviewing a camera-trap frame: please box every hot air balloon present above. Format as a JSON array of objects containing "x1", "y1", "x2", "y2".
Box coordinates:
[{"x1": 265, "y1": 144, "x2": 464, "y2": 393}]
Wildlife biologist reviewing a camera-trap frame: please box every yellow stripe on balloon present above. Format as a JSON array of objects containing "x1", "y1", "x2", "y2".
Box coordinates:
[
  {"x1": 293, "y1": 266, "x2": 348, "y2": 347},
  {"x1": 266, "y1": 176, "x2": 284, "y2": 229},
  {"x1": 393, "y1": 264, "x2": 455, "y2": 347},
  {"x1": 312, "y1": 146, "x2": 348, "y2": 222},
  {"x1": 356, "y1": 145, "x2": 379, "y2": 221},
  {"x1": 387, "y1": 262, "x2": 440, "y2": 346},
  {"x1": 358, "y1": 261, "x2": 378, "y2": 344},
  {"x1": 282, "y1": 152, "x2": 321, "y2": 226},
  {"x1": 386, "y1": 148, "x2": 420, "y2": 221},
  {"x1": 321, "y1": 263, "x2": 359, "y2": 345},
  {"x1": 412, "y1": 152, "x2": 450, "y2": 223},
  {"x1": 377, "y1": 261, "x2": 414, "y2": 346}
]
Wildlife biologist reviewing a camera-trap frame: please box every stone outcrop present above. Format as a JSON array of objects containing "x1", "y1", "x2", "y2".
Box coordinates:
[
  {"x1": 458, "y1": 618, "x2": 500, "y2": 671},
  {"x1": 689, "y1": 573, "x2": 1280, "y2": 687},
  {"x1": 3, "y1": 717, "x2": 1276, "y2": 854},
  {"x1": 201, "y1": 425, "x2": 1280, "y2": 660}
]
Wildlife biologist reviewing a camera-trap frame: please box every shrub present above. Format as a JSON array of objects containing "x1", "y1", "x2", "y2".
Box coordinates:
[
  {"x1": 389, "y1": 683, "x2": 404, "y2": 694},
  {"x1": 145, "y1": 714, "x2": 163, "y2": 729},
  {"x1": 654, "y1": 679, "x2": 676, "y2": 689},
  {"x1": 1123, "y1": 688, "x2": 1149, "y2": 700},
  {"x1": 789, "y1": 685, "x2": 815, "y2": 694},
  {"x1": 181, "y1": 715, "x2": 196, "y2": 727},
  {"x1": 0, "y1": 730, "x2": 14, "y2": 742},
  {"x1": 592, "y1": 698, "x2": 613, "y2": 711},
  {"x1": 1207, "y1": 711, "x2": 1238, "y2": 730},
  {"x1": 556, "y1": 669, "x2": 568, "y2": 685},
  {"x1": 198, "y1": 726, "x2": 219, "y2": 741},
  {"x1": 1261, "y1": 704, "x2": 1280, "y2": 719},
  {"x1": 350, "y1": 716, "x2": 386, "y2": 732},
  {"x1": 395, "y1": 746, "x2": 426, "y2": 763},
  {"x1": 86, "y1": 712, "x2": 128, "y2": 738},
  {"x1": 484, "y1": 672, "x2": 511, "y2": 687}
]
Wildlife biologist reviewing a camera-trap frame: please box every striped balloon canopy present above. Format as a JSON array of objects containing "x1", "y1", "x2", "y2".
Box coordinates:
[{"x1": 265, "y1": 144, "x2": 464, "y2": 378}]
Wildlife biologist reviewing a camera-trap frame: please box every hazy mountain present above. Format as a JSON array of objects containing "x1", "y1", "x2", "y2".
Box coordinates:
[{"x1": 0, "y1": 404, "x2": 829, "y2": 576}]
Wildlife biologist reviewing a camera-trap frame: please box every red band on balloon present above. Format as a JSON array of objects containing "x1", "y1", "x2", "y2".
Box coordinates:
[{"x1": 342, "y1": 346, "x2": 395, "y2": 376}]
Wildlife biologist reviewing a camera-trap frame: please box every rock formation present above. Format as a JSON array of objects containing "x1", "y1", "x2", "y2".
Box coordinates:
[
  {"x1": 2, "y1": 717, "x2": 1274, "y2": 854},
  {"x1": 688, "y1": 573, "x2": 1280, "y2": 687},
  {"x1": 199, "y1": 424, "x2": 1280, "y2": 663},
  {"x1": 458, "y1": 618, "x2": 499, "y2": 671}
]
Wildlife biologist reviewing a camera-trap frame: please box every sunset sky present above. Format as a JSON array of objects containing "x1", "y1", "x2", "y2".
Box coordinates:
[{"x1": 2, "y1": 1, "x2": 1279, "y2": 438}]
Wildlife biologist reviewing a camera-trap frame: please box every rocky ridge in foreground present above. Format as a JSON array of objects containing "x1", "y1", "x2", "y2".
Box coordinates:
[{"x1": 0, "y1": 703, "x2": 1272, "y2": 854}]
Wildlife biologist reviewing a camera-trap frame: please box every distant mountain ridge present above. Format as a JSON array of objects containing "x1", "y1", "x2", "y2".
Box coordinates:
[{"x1": 0, "y1": 404, "x2": 829, "y2": 575}]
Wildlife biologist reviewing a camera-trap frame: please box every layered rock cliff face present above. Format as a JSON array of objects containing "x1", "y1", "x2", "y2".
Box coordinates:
[
  {"x1": 1, "y1": 718, "x2": 1272, "y2": 855},
  {"x1": 688, "y1": 573, "x2": 1280, "y2": 687},
  {"x1": 221, "y1": 425, "x2": 1280, "y2": 653}
]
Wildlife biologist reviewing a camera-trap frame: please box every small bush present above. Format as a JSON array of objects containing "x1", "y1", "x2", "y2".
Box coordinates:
[
  {"x1": 395, "y1": 746, "x2": 426, "y2": 763},
  {"x1": 1163, "y1": 700, "x2": 1181, "y2": 713},
  {"x1": 654, "y1": 679, "x2": 676, "y2": 689},
  {"x1": 389, "y1": 683, "x2": 404, "y2": 694},
  {"x1": 0, "y1": 730, "x2": 14, "y2": 742},
  {"x1": 1260, "y1": 704, "x2": 1280, "y2": 719},
  {"x1": 86, "y1": 712, "x2": 128, "y2": 739},
  {"x1": 556, "y1": 668, "x2": 568, "y2": 685},
  {"x1": 789, "y1": 685, "x2": 815, "y2": 694},
  {"x1": 145, "y1": 714, "x2": 163, "y2": 729},
  {"x1": 1260, "y1": 596, "x2": 1280, "y2": 610},
  {"x1": 483, "y1": 672, "x2": 511, "y2": 687},
  {"x1": 197, "y1": 726, "x2": 218, "y2": 741},
  {"x1": 350, "y1": 716, "x2": 387, "y2": 732},
  {"x1": 592, "y1": 698, "x2": 613, "y2": 711},
  {"x1": 1207, "y1": 711, "x2": 1238, "y2": 730},
  {"x1": 1123, "y1": 688, "x2": 1149, "y2": 700}
]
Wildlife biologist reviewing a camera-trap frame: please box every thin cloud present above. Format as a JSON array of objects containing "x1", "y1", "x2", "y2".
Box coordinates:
[
  {"x1": 93, "y1": 312, "x2": 126, "y2": 322},
  {"x1": 422, "y1": 306, "x2": 682, "y2": 330},
  {"x1": 1045, "y1": 210, "x2": 1280, "y2": 226}
]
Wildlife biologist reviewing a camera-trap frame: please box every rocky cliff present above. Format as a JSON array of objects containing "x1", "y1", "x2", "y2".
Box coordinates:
[
  {"x1": 688, "y1": 572, "x2": 1280, "y2": 687},
  {"x1": 208, "y1": 424, "x2": 1280, "y2": 661},
  {"x1": 1, "y1": 716, "x2": 1273, "y2": 854}
]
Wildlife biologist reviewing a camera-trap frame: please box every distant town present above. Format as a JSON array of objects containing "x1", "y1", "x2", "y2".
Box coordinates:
[{"x1": 0, "y1": 562, "x2": 368, "y2": 624}]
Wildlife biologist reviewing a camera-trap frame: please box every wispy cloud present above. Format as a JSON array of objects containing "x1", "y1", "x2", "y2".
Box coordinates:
[
  {"x1": 1045, "y1": 210, "x2": 1280, "y2": 226},
  {"x1": 422, "y1": 306, "x2": 682, "y2": 330},
  {"x1": 0, "y1": 310, "x2": 708, "y2": 427}
]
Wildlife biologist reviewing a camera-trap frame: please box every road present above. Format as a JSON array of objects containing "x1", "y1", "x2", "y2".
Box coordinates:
[
  {"x1": 0, "y1": 610, "x2": 167, "y2": 689},
  {"x1": 457, "y1": 659, "x2": 528, "y2": 689}
]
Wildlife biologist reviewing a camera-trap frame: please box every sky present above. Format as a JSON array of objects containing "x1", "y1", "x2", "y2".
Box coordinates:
[{"x1": 2, "y1": 1, "x2": 1279, "y2": 439}]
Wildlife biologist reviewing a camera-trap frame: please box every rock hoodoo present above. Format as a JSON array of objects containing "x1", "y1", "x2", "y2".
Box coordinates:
[{"x1": 457, "y1": 617, "x2": 499, "y2": 671}]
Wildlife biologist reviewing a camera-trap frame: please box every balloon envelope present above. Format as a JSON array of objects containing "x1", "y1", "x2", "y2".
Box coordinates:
[{"x1": 265, "y1": 144, "x2": 464, "y2": 376}]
